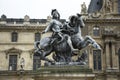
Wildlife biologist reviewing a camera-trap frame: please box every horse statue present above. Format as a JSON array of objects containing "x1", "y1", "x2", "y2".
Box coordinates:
[
  {"x1": 34, "y1": 12, "x2": 101, "y2": 65},
  {"x1": 62, "y1": 14, "x2": 101, "y2": 50}
]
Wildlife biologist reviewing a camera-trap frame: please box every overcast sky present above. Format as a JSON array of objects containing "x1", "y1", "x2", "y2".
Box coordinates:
[{"x1": 0, "y1": 0, "x2": 90, "y2": 19}]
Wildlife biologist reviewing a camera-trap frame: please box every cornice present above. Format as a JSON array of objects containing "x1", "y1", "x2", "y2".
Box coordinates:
[
  {"x1": 0, "y1": 43, "x2": 34, "y2": 45},
  {"x1": 0, "y1": 24, "x2": 46, "y2": 31},
  {"x1": 104, "y1": 39, "x2": 116, "y2": 44},
  {"x1": 85, "y1": 18, "x2": 120, "y2": 23},
  {"x1": 0, "y1": 25, "x2": 46, "y2": 29}
]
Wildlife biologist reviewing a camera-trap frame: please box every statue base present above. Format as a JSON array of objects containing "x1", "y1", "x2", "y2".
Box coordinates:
[
  {"x1": 38, "y1": 65, "x2": 91, "y2": 74},
  {"x1": 44, "y1": 61, "x2": 87, "y2": 66}
]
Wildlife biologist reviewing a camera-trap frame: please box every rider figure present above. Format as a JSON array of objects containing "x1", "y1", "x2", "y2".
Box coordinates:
[
  {"x1": 42, "y1": 9, "x2": 74, "y2": 50},
  {"x1": 62, "y1": 14, "x2": 83, "y2": 49},
  {"x1": 42, "y1": 9, "x2": 63, "y2": 44}
]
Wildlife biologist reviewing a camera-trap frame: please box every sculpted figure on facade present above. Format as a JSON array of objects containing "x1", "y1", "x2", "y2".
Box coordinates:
[
  {"x1": 81, "y1": 2, "x2": 87, "y2": 14},
  {"x1": 20, "y1": 58, "x2": 25, "y2": 70},
  {"x1": 24, "y1": 15, "x2": 30, "y2": 22},
  {"x1": 106, "y1": 0, "x2": 112, "y2": 13}
]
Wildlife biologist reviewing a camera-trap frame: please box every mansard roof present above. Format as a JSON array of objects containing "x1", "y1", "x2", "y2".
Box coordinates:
[
  {"x1": 118, "y1": 0, "x2": 120, "y2": 13},
  {"x1": 88, "y1": 0, "x2": 103, "y2": 13}
]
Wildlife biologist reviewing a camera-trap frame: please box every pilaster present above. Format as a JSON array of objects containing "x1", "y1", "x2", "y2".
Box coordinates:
[
  {"x1": 112, "y1": 43, "x2": 118, "y2": 69},
  {"x1": 105, "y1": 43, "x2": 110, "y2": 69}
]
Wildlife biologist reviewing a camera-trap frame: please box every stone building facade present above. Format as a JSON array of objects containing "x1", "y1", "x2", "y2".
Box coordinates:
[
  {"x1": 86, "y1": 0, "x2": 120, "y2": 80},
  {"x1": 0, "y1": 0, "x2": 120, "y2": 80}
]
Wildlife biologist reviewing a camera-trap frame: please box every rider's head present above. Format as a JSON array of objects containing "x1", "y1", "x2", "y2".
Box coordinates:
[{"x1": 51, "y1": 9, "x2": 60, "y2": 20}]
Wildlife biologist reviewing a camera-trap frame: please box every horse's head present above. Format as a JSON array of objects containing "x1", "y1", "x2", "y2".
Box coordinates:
[
  {"x1": 69, "y1": 15, "x2": 78, "y2": 27},
  {"x1": 76, "y1": 13, "x2": 85, "y2": 28},
  {"x1": 69, "y1": 14, "x2": 85, "y2": 28}
]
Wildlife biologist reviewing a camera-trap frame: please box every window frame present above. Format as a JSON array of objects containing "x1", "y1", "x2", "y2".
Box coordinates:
[
  {"x1": 93, "y1": 50, "x2": 102, "y2": 71},
  {"x1": 9, "y1": 55, "x2": 18, "y2": 71},
  {"x1": 35, "y1": 32, "x2": 41, "y2": 41},
  {"x1": 33, "y1": 54, "x2": 41, "y2": 70},
  {"x1": 93, "y1": 26, "x2": 100, "y2": 36},
  {"x1": 118, "y1": 49, "x2": 120, "y2": 69},
  {"x1": 11, "y1": 32, "x2": 18, "y2": 42}
]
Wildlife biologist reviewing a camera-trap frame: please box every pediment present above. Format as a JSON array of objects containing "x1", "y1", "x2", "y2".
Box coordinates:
[
  {"x1": 4, "y1": 47, "x2": 22, "y2": 59},
  {"x1": 5, "y1": 47, "x2": 22, "y2": 54}
]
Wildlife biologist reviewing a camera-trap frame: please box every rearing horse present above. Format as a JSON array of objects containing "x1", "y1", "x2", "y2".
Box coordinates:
[
  {"x1": 34, "y1": 14, "x2": 101, "y2": 64},
  {"x1": 62, "y1": 14, "x2": 101, "y2": 50}
]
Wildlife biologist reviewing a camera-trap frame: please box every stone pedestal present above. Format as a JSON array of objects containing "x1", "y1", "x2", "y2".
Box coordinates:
[{"x1": 33, "y1": 66, "x2": 94, "y2": 80}]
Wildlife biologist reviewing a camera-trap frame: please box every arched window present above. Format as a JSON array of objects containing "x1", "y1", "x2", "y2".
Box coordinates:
[
  {"x1": 35, "y1": 32, "x2": 41, "y2": 41},
  {"x1": 93, "y1": 26, "x2": 100, "y2": 36},
  {"x1": 93, "y1": 50, "x2": 102, "y2": 70},
  {"x1": 11, "y1": 32, "x2": 18, "y2": 42}
]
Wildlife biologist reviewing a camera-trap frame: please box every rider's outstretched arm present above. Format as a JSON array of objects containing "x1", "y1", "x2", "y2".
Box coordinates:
[{"x1": 42, "y1": 21, "x2": 53, "y2": 33}]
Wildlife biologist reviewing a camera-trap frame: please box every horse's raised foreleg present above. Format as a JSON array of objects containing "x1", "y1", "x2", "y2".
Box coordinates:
[{"x1": 83, "y1": 36, "x2": 101, "y2": 49}]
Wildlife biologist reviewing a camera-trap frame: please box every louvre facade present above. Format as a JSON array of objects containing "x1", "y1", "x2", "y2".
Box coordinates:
[{"x1": 0, "y1": 0, "x2": 120, "y2": 80}]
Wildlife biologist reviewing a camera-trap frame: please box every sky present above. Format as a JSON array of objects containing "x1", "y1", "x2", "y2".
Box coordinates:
[{"x1": 0, "y1": 0, "x2": 90, "y2": 19}]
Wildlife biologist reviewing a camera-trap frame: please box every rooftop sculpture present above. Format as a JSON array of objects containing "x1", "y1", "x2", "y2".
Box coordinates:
[{"x1": 34, "y1": 9, "x2": 101, "y2": 66}]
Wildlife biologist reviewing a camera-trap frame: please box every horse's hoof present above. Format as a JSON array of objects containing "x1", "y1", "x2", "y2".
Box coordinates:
[
  {"x1": 97, "y1": 46, "x2": 101, "y2": 50},
  {"x1": 93, "y1": 43, "x2": 101, "y2": 50}
]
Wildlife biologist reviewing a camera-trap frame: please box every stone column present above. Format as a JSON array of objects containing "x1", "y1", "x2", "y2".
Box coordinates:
[
  {"x1": 89, "y1": 48, "x2": 93, "y2": 69},
  {"x1": 112, "y1": 43, "x2": 118, "y2": 69},
  {"x1": 105, "y1": 43, "x2": 110, "y2": 69}
]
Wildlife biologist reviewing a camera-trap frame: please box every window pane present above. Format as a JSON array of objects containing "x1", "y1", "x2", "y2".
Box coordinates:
[
  {"x1": 33, "y1": 55, "x2": 41, "y2": 70},
  {"x1": 93, "y1": 50, "x2": 102, "y2": 70},
  {"x1": 9, "y1": 55, "x2": 17, "y2": 71},
  {"x1": 93, "y1": 51, "x2": 97, "y2": 70},
  {"x1": 93, "y1": 27, "x2": 100, "y2": 36},
  {"x1": 35, "y1": 32, "x2": 40, "y2": 41},
  {"x1": 118, "y1": 0, "x2": 120, "y2": 13},
  {"x1": 118, "y1": 49, "x2": 120, "y2": 68},
  {"x1": 11, "y1": 32, "x2": 18, "y2": 42},
  {"x1": 98, "y1": 60, "x2": 102, "y2": 70}
]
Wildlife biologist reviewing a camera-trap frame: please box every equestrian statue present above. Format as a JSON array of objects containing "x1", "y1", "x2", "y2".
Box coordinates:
[{"x1": 34, "y1": 9, "x2": 101, "y2": 66}]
